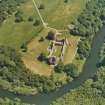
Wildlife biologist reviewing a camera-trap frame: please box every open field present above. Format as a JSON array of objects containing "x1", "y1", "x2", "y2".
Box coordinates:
[
  {"x1": 0, "y1": 0, "x2": 43, "y2": 49},
  {"x1": 0, "y1": 0, "x2": 86, "y2": 76}
]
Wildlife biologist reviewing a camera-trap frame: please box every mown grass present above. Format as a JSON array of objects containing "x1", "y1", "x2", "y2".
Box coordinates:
[{"x1": 22, "y1": 28, "x2": 52, "y2": 76}]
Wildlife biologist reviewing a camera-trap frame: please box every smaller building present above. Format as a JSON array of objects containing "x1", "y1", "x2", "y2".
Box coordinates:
[
  {"x1": 48, "y1": 56, "x2": 57, "y2": 65},
  {"x1": 47, "y1": 31, "x2": 56, "y2": 40}
]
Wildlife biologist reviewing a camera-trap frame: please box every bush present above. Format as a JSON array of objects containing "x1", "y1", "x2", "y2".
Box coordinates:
[
  {"x1": 77, "y1": 39, "x2": 90, "y2": 59},
  {"x1": 28, "y1": 16, "x2": 34, "y2": 22},
  {"x1": 39, "y1": 37, "x2": 44, "y2": 42},
  {"x1": 38, "y1": 52, "x2": 46, "y2": 61},
  {"x1": 21, "y1": 43, "x2": 27, "y2": 52},
  {"x1": 33, "y1": 19, "x2": 40, "y2": 26},
  {"x1": 15, "y1": 11, "x2": 24, "y2": 23},
  {"x1": 54, "y1": 63, "x2": 64, "y2": 73},
  {"x1": 38, "y1": 3, "x2": 45, "y2": 9},
  {"x1": 64, "y1": 64, "x2": 78, "y2": 78},
  {"x1": 64, "y1": 0, "x2": 68, "y2": 3}
]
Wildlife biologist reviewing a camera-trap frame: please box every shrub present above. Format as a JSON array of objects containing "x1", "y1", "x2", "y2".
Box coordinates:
[
  {"x1": 64, "y1": 64, "x2": 78, "y2": 78},
  {"x1": 54, "y1": 63, "x2": 64, "y2": 73},
  {"x1": 20, "y1": 43, "x2": 27, "y2": 52},
  {"x1": 38, "y1": 52, "x2": 46, "y2": 61},
  {"x1": 64, "y1": 0, "x2": 68, "y2": 3},
  {"x1": 15, "y1": 11, "x2": 24, "y2": 23},
  {"x1": 77, "y1": 39, "x2": 90, "y2": 59},
  {"x1": 28, "y1": 16, "x2": 34, "y2": 22},
  {"x1": 39, "y1": 37, "x2": 44, "y2": 42},
  {"x1": 33, "y1": 19, "x2": 40, "y2": 26},
  {"x1": 38, "y1": 3, "x2": 45, "y2": 9}
]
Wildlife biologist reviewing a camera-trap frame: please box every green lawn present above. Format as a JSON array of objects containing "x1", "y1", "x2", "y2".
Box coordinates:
[{"x1": 0, "y1": 0, "x2": 42, "y2": 49}]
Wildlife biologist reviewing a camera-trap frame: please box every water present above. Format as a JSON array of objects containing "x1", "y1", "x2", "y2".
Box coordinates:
[{"x1": 0, "y1": 26, "x2": 105, "y2": 105}]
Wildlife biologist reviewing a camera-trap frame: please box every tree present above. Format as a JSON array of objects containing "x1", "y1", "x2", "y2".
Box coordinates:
[
  {"x1": 38, "y1": 3, "x2": 45, "y2": 9},
  {"x1": 39, "y1": 37, "x2": 44, "y2": 42},
  {"x1": 20, "y1": 43, "x2": 27, "y2": 52},
  {"x1": 38, "y1": 52, "x2": 46, "y2": 61},
  {"x1": 33, "y1": 19, "x2": 40, "y2": 26},
  {"x1": 64, "y1": 64, "x2": 78, "y2": 78},
  {"x1": 28, "y1": 16, "x2": 34, "y2": 22},
  {"x1": 15, "y1": 10, "x2": 24, "y2": 23},
  {"x1": 64, "y1": 0, "x2": 68, "y2": 3},
  {"x1": 101, "y1": 57, "x2": 105, "y2": 66},
  {"x1": 77, "y1": 40, "x2": 90, "y2": 59},
  {"x1": 54, "y1": 63, "x2": 64, "y2": 73},
  {"x1": 0, "y1": 0, "x2": 25, "y2": 24}
]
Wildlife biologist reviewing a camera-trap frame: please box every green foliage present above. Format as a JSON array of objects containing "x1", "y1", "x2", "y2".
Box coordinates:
[
  {"x1": 101, "y1": 57, "x2": 105, "y2": 66},
  {"x1": 28, "y1": 16, "x2": 34, "y2": 22},
  {"x1": 71, "y1": 0, "x2": 105, "y2": 59},
  {"x1": 71, "y1": 0, "x2": 104, "y2": 37},
  {"x1": 64, "y1": 64, "x2": 78, "y2": 78},
  {"x1": 64, "y1": 0, "x2": 68, "y2": 3},
  {"x1": 13, "y1": 86, "x2": 37, "y2": 95},
  {"x1": 0, "y1": 46, "x2": 66, "y2": 94},
  {"x1": 39, "y1": 37, "x2": 44, "y2": 42},
  {"x1": 0, "y1": 0, "x2": 26, "y2": 24},
  {"x1": 33, "y1": 19, "x2": 40, "y2": 26},
  {"x1": 51, "y1": 0, "x2": 105, "y2": 104},
  {"x1": 99, "y1": 42, "x2": 105, "y2": 66},
  {"x1": 0, "y1": 78, "x2": 11, "y2": 90},
  {"x1": 54, "y1": 63, "x2": 78, "y2": 78},
  {"x1": 54, "y1": 63, "x2": 64, "y2": 73},
  {"x1": 38, "y1": 52, "x2": 47, "y2": 62},
  {"x1": 51, "y1": 67, "x2": 105, "y2": 105},
  {"x1": 38, "y1": 3, "x2": 45, "y2": 10},
  {"x1": 15, "y1": 10, "x2": 24, "y2": 23},
  {"x1": 21, "y1": 42, "x2": 27, "y2": 52},
  {"x1": 78, "y1": 39, "x2": 90, "y2": 59},
  {"x1": 0, "y1": 97, "x2": 34, "y2": 105}
]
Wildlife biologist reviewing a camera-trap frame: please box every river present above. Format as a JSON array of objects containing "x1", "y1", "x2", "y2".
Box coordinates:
[{"x1": 0, "y1": 26, "x2": 105, "y2": 105}]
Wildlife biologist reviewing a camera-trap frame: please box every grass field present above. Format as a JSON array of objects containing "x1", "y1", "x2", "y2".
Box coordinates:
[
  {"x1": 0, "y1": 0, "x2": 87, "y2": 76},
  {"x1": 0, "y1": 1, "x2": 42, "y2": 49}
]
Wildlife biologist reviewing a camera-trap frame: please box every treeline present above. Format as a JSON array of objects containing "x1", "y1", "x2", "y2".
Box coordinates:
[
  {"x1": 0, "y1": 0, "x2": 26, "y2": 24},
  {"x1": 54, "y1": 63, "x2": 79, "y2": 78},
  {"x1": 0, "y1": 46, "x2": 68, "y2": 95},
  {"x1": 70, "y1": 0, "x2": 105, "y2": 59},
  {"x1": 0, "y1": 97, "x2": 34, "y2": 105}
]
